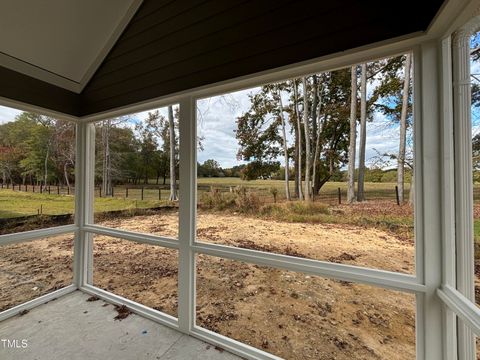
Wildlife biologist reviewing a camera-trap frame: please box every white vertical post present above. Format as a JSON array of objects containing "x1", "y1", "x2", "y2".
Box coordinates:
[
  {"x1": 73, "y1": 121, "x2": 95, "y2": 287},
  {"x1": 441, "y1": 34, "x2": 458, "y2": 360},
  {"x1": 178, "y1": 97, "x2": 196, "y2": 333},
  {"x1": 416, "y1": 40, "x2": 445, "y2": 360},
  {"x1": 452, "y1": 26, "x2": 476, "y2": 360}
]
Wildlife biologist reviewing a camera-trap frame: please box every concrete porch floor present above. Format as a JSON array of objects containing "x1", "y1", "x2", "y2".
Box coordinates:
[{"x1": 0, "y1": 291, "x2": 241, "y2": 360}]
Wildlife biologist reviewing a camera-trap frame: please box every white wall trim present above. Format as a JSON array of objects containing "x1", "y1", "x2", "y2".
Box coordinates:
[
  {"x1": 191, "y1": 327, "x2": 283, "y2": 360},
  {"x1": 0, "y1": 285, "x2": 77, "y2": 323},
  {"x1": 80, "y1": 284, "x2": 178, "y2": 330}
]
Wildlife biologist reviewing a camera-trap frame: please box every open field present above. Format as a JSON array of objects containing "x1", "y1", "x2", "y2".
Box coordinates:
[
  {"x1": 0, "y1": 179, "x2": 411, "y2": 218},
  {"x1": 0, "y1": 189, "x2": 166, "y2": 218}
]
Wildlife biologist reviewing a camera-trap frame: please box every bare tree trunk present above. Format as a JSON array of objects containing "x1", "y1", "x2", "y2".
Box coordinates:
[
  {"x1": 408, "y1": 168, "x2": 415, "y2": 206},
  {"x1": 357, "y1": 63, "x2": 367, "y2": 202},
  {"x1": 302, "y1": 77, "x2": 311, "y2": 201},
  {"x1": 398, "y1": 53, "x2": 412, "y2": 204},
  {"x1": 348, "y1": 65, "x2": 358, "y2": 203},
  {"x1": 293, "y1": 80, "x2": 304, "y2": 200},
  {"x1": 312, "y1": 84, "x2": 323, "y2": 193},
  {"x1": 102, "y1": 119, "x2": 112, "y2": 196},
  {"x1": 44, "y1": 143, "x2": 50, "y2": 186},
  {"x1": 64, "y1": 162, "x2": 71, "y2": 193},
  {"x1": 294, "y1": 121, "x2": 299, "y2": 198},
  {"x1": 168, "y1": 105, "x2": 178, "y2": 201},
  {"x1": 277, "y1": 90, "x2": 291, "y2": 201}
]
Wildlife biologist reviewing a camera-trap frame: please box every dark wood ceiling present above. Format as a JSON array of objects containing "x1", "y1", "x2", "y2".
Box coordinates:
[{"x1": 0, "y1": 0, "x2": 445, "y2": 117}]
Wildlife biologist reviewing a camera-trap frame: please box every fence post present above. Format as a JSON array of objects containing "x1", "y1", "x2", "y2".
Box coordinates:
[
  {"x1": 159, "y1": 188, "x2": 161, "y2": 200},
  {"x1": 99, "y1": 186, "x2": 102, "y2": 198},
  {"x1": 141, "y1": 187, "x2": 144, "y2": 200},
  {"x1": 126, "y1": 187, "x2": 128, "y2": 198},
  {"x1": 395, "y1": 185, "x2": 400, "y2": 205},
  {"x1": 48, "y1": 186, "x2": 51, "y2": 194},
  {"x1": 337, "y1": 187, "x2": 341, "y2": 204},
  {"x1": 111, "y1": 186, "x2": 114, "y2": 197},
  {"x1": 57, "y1": 185, "x2": 60, "y2": 194}
]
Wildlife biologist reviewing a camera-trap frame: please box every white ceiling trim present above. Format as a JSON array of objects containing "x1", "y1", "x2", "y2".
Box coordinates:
[
  {"x1": 78, "y1": 0, "x2": 143, "y2": 93},
  {"x1": 0, "y1": 51, "x2": 82, "y2": 92},
  {"x1": 0, "y1": 0, "x2": 142, "y2": 94}
]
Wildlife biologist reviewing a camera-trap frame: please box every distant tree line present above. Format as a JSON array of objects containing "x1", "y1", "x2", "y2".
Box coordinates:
[{"x1": 0, "y1": 113, "x2": 75, "y2": 190}]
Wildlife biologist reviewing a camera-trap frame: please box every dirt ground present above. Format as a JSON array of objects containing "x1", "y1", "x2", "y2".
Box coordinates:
[
  {"x1": 0, "y1": 207, "x2": 418, "y2": 359},
  {"x1": 0, "y1": 235, "x2": 73, "y2": 312}
]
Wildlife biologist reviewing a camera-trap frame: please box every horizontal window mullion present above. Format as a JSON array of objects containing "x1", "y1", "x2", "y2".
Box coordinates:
[
  {"x1": 193, "y1": 242, "x2": 425, "y2": 294},
  {"x1": 437, "y1": 284, "x2": 480, "y2": 335},
  {"x1": 83, "y1": 224, "x2": 179, "y2": 249},
  {"x1": 0, "y1": 224, "x2": 79, "y2": 246}
]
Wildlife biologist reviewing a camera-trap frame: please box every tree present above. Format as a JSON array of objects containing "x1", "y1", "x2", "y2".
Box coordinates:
[
  {"x1": 241, "y1": 160, "x2": 280, "y2": 180},
  {"x1": 136, "y1": 113, "x2": 159, "y2": 184},
  {"x1": 101, "y1": 119, "x2": 112, "y2": 196},
  {"x1": 372, "y1": 54, "x2": 414, "y2": 205},
  {"x1": 274, "y1": 87, "x2": 291, "y2": 200},
  {"x1": 95, "y1": 117, "x2": 136, "y2": 189},
  {"x1": 302, "y1": 77, "x2": 312, "y2": 201},
  {"x1": 238, "y1": 71, "x2": 351, "y2": 199},
  {"x1": 0, "y1": 112, "x2": 77, "y2": 187},
  {"x1": 357, "y1": 63, "x2": 367, "y2": 202},
  {"x1": 236, "y1": 88, "x2": 282, "y2": 174},
  {"x1": 293, "y1": 80, "x2": 304, "y2": 200},
  {"x1": 199, "y1": 159, "x2": 222, "y2": 177},
  {"x1": 397, "y1": 53, "x2": 412, "y2": 204},
  {"x1": 347, "y1": 65, "x2": 358, "y2": 203},
  {"x1": 168, "y1": 105, "x2": 178, "y2": 201},
  {"x1": 50, "y1": 120, "x2": 75, "y2": 190}
]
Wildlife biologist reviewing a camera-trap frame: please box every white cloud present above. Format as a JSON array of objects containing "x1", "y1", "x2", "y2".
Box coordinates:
[{"x1": 0, "y1": 106, "x2": 22, "y2": 124}]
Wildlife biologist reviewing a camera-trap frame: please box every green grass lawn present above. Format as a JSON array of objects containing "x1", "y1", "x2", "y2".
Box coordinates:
[
  {"x1": 0, "y1": 179, "x2": 477, "y2": 221},
  {"x1": 0, "y1": 190, "x2": 166, "y2": 218}
]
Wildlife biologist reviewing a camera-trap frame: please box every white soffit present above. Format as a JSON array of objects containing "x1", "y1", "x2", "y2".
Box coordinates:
[{"x1": 0, "y1": 0, "x2": 142, "y2": 92}]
